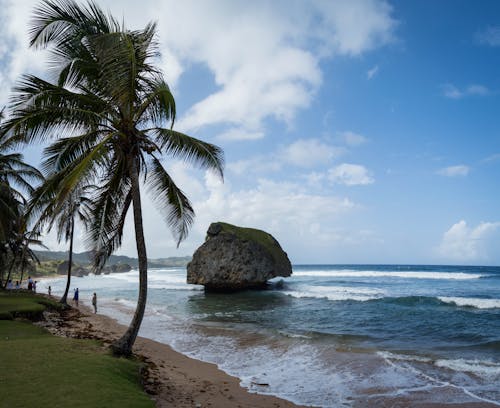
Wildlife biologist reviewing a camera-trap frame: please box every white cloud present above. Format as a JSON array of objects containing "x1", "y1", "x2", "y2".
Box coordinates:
[
  {"x1": 367, "y1": 65, "x2": 379, "y2": 79},
  {"x1": 1, "y1": 1, "x2": 396, "y2": 136},
  {"x1": 3, "y1": 1, "x2": 392, "y2": 263},
  {"x1": 437, "y1": 165, "x2": 470, "y2": 177},
  {"x1": 437, "y1": 220, "x2": 500, "y2": 262},
  {"x1": 328, "y1": 163, "x2": 374, "y2": 186},
  {"x1": 281, "y1": 138, "x2": 343, "y2": 168},
  {"x1": 0, "y1": 1, "x2": 49, "y2": 106},
  {"x1": 168, "y1": 0, "x2": 396, "y2": 138},
  {"x1": 112, "y1": 169, "x2": 358, "y2": 262},
  {"x1": 476, "y1": 26, "x2": 500, "y2": 47},
  {"x1": 228, "y1": 138, "x2": 344, "y2": 175},
  {"x1": 227, "y1": 155, "x2": 282, "y2": 176},
  {"x1": 441, "y1": 83, "x2": 489, "y2": 99},
  {"x1": 338, "y1": 131, "x2": 368, "y2": 146},
  {"x1": 217, "y1": 127, "x2": 265, "y2": 141}
]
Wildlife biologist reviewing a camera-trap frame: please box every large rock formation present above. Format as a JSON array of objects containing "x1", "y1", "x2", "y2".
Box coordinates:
[
  {"x1": 98, "y1": 263, "x2": 132, "y2": 275},
  {"x1": 187, "y1": 222, "x2": 292, "y2": 291}
]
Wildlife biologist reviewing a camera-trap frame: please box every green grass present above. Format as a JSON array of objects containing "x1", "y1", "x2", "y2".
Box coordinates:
[
  {"x1": 0, "y1": 291, "x2": 154, "y2": 408},
  {"x1": 0, "y1": 291, "x2": 63, "y2": 320}
]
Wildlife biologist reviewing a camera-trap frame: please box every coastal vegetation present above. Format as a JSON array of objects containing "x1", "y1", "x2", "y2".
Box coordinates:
[
  {"x1": 0, "y1": 0, "x2": 223, "y2": 356},
  {"x1": 0, "y1": 291, "x2": 153, "y2": 407},
  {"x1": 0, "y1": 110, "x2": 45, "y2": 289}
]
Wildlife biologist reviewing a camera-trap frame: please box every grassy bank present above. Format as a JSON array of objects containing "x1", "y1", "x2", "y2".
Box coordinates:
[{"x1": 0, "y1": 291, "x2": 154, "y2": 408}]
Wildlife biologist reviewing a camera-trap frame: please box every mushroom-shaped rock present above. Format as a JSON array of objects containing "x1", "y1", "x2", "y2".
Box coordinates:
[{"x1": 187, "y1": 222, "x2": 292, "y2": 291}]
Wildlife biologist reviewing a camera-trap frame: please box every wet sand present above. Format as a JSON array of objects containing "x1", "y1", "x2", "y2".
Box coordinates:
[
  {"x1": 35, "y1": 292, "x2": 499, "y2": 408},
  {"x1": 39, "y1": 300, "x2": 307, "y2": 408}
]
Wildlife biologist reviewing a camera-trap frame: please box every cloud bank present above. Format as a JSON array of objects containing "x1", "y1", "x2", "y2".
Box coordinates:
[
  {"x1": 437, "y1": 220, "x2": 500, "y2": 263},
  {"x1": 1, "y1": 0, "x2": 396, "y2": 138}
]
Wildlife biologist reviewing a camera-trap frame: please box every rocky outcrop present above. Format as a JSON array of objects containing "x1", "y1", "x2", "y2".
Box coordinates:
[
  {"x1": 187, "y1": 222, "x2": 292, "y2": 291},
  {"x1": 100, "y1": 263, "x2": 132, "y2": 275},
  {"x1": 57, "y1": 260, "x2": 90, "y2": 277},
  {"x1": 57, "y1": 260, "x2": 71, "y2": 275}
]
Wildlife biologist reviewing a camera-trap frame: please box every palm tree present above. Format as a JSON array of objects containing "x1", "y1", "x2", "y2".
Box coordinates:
[
  {"x1": 0, "y1": 109, "x2": 44, "y2": 244},
  {"x1": 28, "y1": 174, "x2": 94, "y2": 305},
  {"x1": 3, "y1": 0, "x2": 224, "y2": 355},
  {"x1": 2, "y1": 214, "x2": 46, "y2": 289},
  {"x1": 0, "y1": 108, "x2": 44, "y2": 286}
]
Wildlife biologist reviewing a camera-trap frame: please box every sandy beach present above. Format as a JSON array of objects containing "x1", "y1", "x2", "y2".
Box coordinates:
[{"x1": 38, "y1": 299, "x2": 306, "y2": 408}]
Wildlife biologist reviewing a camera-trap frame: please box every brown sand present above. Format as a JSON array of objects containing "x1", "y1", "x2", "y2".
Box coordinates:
[{"x1": 39, "y1": 301, "x2": 307, "y2": 408}]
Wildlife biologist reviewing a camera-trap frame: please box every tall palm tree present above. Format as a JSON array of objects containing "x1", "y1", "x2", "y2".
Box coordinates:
[
  {"x1": 3, "y1": 0, "x2": 224, "y2": 355},
  {"x1": 28, "y1": 174, "x2": 94, "y2": 304}
]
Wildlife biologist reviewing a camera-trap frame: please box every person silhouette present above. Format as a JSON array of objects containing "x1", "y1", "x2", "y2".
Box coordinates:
[
  {"x1": 73, "y1": 288, "x2": 79, "y2": 307},
  {"x1": 92, "y1": 293, "x2": 97, "y2": 314}
]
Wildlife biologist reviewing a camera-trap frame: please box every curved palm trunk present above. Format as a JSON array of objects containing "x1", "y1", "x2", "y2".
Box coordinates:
[
  {"x1": 59, "y1": 216, "x2": 74, "y2": 305},
  {"x1": 112, "y1": 158, "x2": 148, "y2": 356}
]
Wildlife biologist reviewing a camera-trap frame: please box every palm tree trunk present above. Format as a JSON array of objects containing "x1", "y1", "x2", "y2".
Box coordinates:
[
  {"x1": 59, "y1": 216, "x2": 74, "y2": 305},
  {"x1": 0, "y1": 256, "x2": 4, "y2": 287},
  {"x1": 19, "y1": 257, "x2": 26, "y2": 285},
  {"x1": 19, "y1": 256, "x2": 25, "y2": 284},
  {"x1": 111, "y1": 158, "x2": 148, "y2": 356},
  {"x1": 3, "y1": 256, "x2": 16, "y2": 289}
]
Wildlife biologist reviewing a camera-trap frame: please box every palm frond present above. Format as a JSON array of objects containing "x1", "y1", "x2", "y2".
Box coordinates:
[
  {"x1": 85, "y1": 165, "x2": 132, "y2": 269},
  {"x1": 30, "y1": 0, "x2": 119, "y2": 50},
  {"x1": 146, "y1": 157, "x2": 194, "y2": 246},
  {"x1": 151, "y1": 128, "x2": 224, "y2": 178},
  {"x1": 135, "y1": 77, "x2": 176, "y2": 127}
]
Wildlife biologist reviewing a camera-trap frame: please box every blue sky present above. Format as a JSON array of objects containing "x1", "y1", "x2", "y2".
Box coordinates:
[{"x1": 0, "y1": 0, "x2": 499, "y2": 265}]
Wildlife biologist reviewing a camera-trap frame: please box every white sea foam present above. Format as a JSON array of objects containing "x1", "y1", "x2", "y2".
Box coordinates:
[
  {"x1": 293, "y1": 270, "x2": 487, "y2": 280},
  {"x1": 148, "y1": 273, "x2": 186, "y2": 283},
  {"x1": 113, "y1": 298, "x2": 137, "y2": 309},
  {"x1": 149, "y1": 284, "x2": 203, "y2": 291},
  {"x1": 277, "y1": 330, "x2": 312, "y2": 339},
  {"x1": 100, "y1": 271, "x2": 139, "y2": 283},
  {"x1": 377, "y1": 351, "x2": 432, "y2": 363},
  {"x1": 439, "y1": 297, "x2": 500, "y2": 309},
  {"x1": 378, "y1": 352, "x2": 500, "y2": 380},
  {"x1": 435, "y1": 358, "x2": 500, "y2": 379},
  {"x1": 377, "y1": 352, "x2": 500, "y2": 406},
  {"x1": 284, "y1": 285, "x2": 384, "y2": 302}
]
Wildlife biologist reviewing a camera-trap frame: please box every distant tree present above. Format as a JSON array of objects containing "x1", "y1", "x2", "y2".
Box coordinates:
[
  {"x1": 28, "y1": 176, "x2": 94, "y2": 304},
  {"x1": 2, "y1": 215, "x2": 45, "y2": 289},
  {"x1": 3, "y1": 0, "x2": 224, "y2": 355},
  {"x1": 0, "y1": 108, "x2": 44, "y2": 287}
]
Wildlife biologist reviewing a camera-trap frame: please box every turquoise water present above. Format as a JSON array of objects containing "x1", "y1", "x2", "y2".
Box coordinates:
[{"x1": 42, "y1": 265, "x2": 500, "y2": 407}]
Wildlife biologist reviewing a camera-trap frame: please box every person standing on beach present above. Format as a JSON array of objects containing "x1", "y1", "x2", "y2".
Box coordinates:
[
  {"x1": 27, "y1": 276, "x2": 33, "y2": 291},
  {"x1": 92, "y1": 293, "x2": 97, "y2": 314},
  {"x1": 48, "y1": 286, "x2": 52, "y2": 296},
  {"x1": 73, "y1": 288, "x2": 79, "y2": 307}
]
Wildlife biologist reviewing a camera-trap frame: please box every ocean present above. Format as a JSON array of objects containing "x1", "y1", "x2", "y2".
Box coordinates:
[{"x1": 42, "y1": 264, "x2": 500, "y2": 407}]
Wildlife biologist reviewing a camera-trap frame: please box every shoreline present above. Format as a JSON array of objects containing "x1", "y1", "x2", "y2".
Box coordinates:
[{"x1": 42, "y1": 300, "x2": 308, "y2": 408}]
